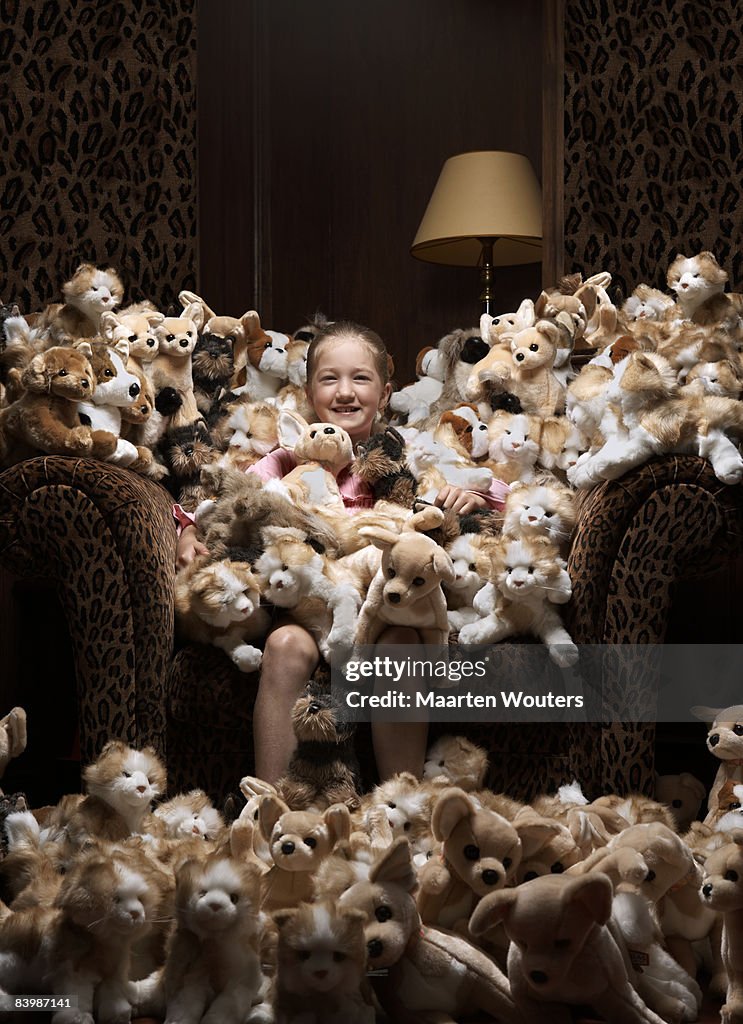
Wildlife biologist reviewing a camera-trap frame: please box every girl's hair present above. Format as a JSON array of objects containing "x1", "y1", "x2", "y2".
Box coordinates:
[{"x1": 305, "y1": 320, "x2": 392, "y2": 385}]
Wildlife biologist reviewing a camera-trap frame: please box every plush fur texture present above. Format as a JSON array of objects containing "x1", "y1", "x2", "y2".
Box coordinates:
[
  {"x1": 389, "y1": 344, "x2": 446, "y2": 424},
  {"x1": 231, "y1": 310, "x2": 290, "y2": 399},
  {"x1": 424, "y1": 327, "x2": 491, "y2": 424},
  {"x1": 215, "y1": 399, "x2": 280, "y2": 470},
  {"x1": 269, "y1": 409, "x2": 353, "y2": 510},
  {"x1": 150, "y1": 301, "x2": 204, "y2": 431},
  {"x1": 351, "y1": 426, "x2": 417, "y2": 507},
  {"x1": 276, "y1": 681, "x2": 360, "y2": 813},
  {"x1": 502, "y1": 479, "x2": 577, "y2": 555},
  {"x1": 667, "y1": 251, "x2": 728, "y2": 320},
  {"x1": 654, "y1": 772, "x2": 706, "y2": 832},
  {"x1": 175, "y1": 555, "x2": 270, "y2": 673},
  {"x1": 272, "y1": 900, "x2": 374, "y2": 1024},
  {"x1": 36, "y1": 263, "x2": 124, "y2": 345},
  {"x1": 692, "y1": 705, "x2": 743, "y2": 822},
  {"x1": 159, "y1": 420, "x2": 219, "y2": 509},
  {"x1": 0, "y1": 346, "x2": 99, "y2": 467},
  {"x1": 621, "y1": 284, "x2": 675, "y2": 324},
  {"x1": 484, "y1": 409, "x2": 542, "y2": 484},
  {"x1": 700, "y1": 832, "x2": 743, "y2": 1023},
  {"x1": 191, "y1": 331, "x2": 235, "y2": 414},
  {"x1": 401, "y1": 426, "x2": 493, "y2": 501},
  {"x1": 422, "y1": 735, "x2": 489, "y2": 792}
]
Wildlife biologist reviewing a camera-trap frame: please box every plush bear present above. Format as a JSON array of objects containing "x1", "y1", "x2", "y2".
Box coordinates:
[
  {"x1": 354, "y1": 506, "x2": 455, "y2": 646},
  {"x1": 469, "y1": 872, "x2": 667, "y2": 1024},
  {"x1": 0, "y1": 345, "x2": 102, "y2": 467},
  {"x1": 258, "y1": 795, "x2": 351, "y2": 911},
  {"x1": 416, "y1": 786, "x2": 522, "y2": 933}
]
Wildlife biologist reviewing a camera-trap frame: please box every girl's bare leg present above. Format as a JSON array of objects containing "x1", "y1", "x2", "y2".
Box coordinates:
[
  {"x1": 252, "y1": 622, "x2": 320, "y2": 783},
  {"x1": 371, "y1": 625, "x2": 429, "y2": 781}
]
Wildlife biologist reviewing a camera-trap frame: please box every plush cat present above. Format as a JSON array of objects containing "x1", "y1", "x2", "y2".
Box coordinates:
[
  {"x1": 36, "y1": 263, "x2": 125, "y2": 345},
  {"x1": 272, "y1": 900, "x2": 375, "y2": 1024},
  {"x1": 537, "y1": 415, "x2": 588, "y2": 477},
  {"x1": 684, "y1": 358, "x2": 743, "y2": 399},
  {"x1": 502, "y1": 479, "x2": 577, "y2": 556},
  {"x1": 621, "y1": 283, "x2": 675, "y2": 324},
  {"x1": 357, "y1": 770, "x2": 436, "y2": 859},
  {"x1": 422, "y1": 734, "x2": 489, "y2": 791},
  {"x1": 459, "y1": 534, "x2": 577, "y2": 667},
  {"x1": 443, "y1": 532, "x2": 490, "y2": 633},
  {"x1": 152, "y1": 789, "x2": 225, "y2": 843},
  {"x1": 484, "y1": 409, "x2": 542, "y2": 484},
  {"x1": 214, "y1": 399, "x2": 280, "y2": 470},
  {"x1": 667, "y1": 251, "x2": 729, "y2": 320},
  {"x1": 132, "y1": 851, "x2": 268, "y2": 1024},
  {"x1": 175, "y1": 555, "x2": 270, "y2": 672},
  {"x1": 400, "y1": 426, "x2": 493, "y2": 501}
]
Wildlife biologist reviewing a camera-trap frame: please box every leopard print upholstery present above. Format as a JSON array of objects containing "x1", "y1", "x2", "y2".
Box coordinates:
[
  {"x1": 564, "y1": 3, "x2": 743, "y2": 296},
  {"x1": 0, "y1": 457, "x2": 175, "y2": 764},
  {"x1": 0, "y1": 1, "x2": 197, "y2": 313}
]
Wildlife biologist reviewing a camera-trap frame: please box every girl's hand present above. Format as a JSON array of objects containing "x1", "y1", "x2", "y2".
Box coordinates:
[
  {"x1": 434, "y1": 486, "x2": 488, "y2": 515},
  {"x1": 176, "y1": 525, "x2": 209, "y2": 569}
]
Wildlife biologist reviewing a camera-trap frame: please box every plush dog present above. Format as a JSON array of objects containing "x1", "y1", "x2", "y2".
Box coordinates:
[
  {"x1": 338, "y1": 837, "x2": 520, "y2": 1024},
  {"x1": 470, "y1": 872, "x2": 667, "y2": 1024},
  {"x1": 258, "y1": 795, "x2": 351, "y2": 910},
  {"x1": 354, "y1": 506, "x2": 455, "y2": 646},
  {"x1": 272, "y1": 900, "x2": 375, "y2": 1024},
  {"x1": 700, "y1": 831, "x2": 743, "y2": 1023},
  {"x1": 100, "y1": 307, "x2": 163, "y2": 373},
  {"x1": 231, "y1": 309, "x2": 290, "y2": 399},
  {"x1": 434, "y1": 402, "x2": 491, "y2": 461},
  {"x1": 693, "y1": 705, "x2": 743, "y2": 821},
  {"x1": 76, "y1": 338, "x2": 149, "y2": 466},
  {"x1": 424, "y1": 326, "x2": 491, "y2": 424},
  {"x1": 510, "y1": 806, "x2": 584, "y2": 884},
  {"x1": 149, "y1": 302, "x2": 204, "y2": 433},
  {"x1": 0, "y1": 345, "x2": 101, "y2": 467},
  {"x1": 654, "y1": 772, "x2": 706, "y2": 832},
  {"x1": 268, "y1": 409, "x2": 353, "y2": 510},
  {"x1": 389, "y1": 344, "x2": 446, "y2": 424},
  {"x1": 276, "y1": 679, "x2": 360, "y2": 812},
  {"x1": 504, "y1": 321, "x2": 566, "y2": 415},
  {"x1": 351, "y1": 425, "x2": 418, "y2": 508},
  {"x1": 416, "y1": 786, "x2": 522, "y2": 932}
]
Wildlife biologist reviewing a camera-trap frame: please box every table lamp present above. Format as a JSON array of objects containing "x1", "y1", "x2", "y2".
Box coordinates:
[{"x1": 411, "y1": 150, "x2": 542, "y2": 314}]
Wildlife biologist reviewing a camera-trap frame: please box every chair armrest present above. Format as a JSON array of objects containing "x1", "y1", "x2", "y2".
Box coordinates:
[{"x1": 0, "y1": 456, "x2": 176, "y2": 764}]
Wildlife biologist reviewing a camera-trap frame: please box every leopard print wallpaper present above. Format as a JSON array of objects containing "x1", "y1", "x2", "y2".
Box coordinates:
[
  {"x1": 0, "y1": 0, "x2": 198, "y2": 314},
  {"x1": 564, "y1": 1, "x2": 743, "y2": 301}
]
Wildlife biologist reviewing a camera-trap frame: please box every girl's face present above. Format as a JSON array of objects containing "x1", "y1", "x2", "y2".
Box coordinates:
[{"x1": 307, "y1": 336, "x2": 391, "y2": 443}]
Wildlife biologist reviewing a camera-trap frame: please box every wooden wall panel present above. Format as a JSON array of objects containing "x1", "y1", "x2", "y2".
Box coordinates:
[{"x1": 198, "y1": 0, "x2": 543, "y2": 385}]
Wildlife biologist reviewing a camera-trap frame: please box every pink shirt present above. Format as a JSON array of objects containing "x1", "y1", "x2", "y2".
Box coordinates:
[{"x1": 173, "y1": 447, "x2": 509, "y2": 532}]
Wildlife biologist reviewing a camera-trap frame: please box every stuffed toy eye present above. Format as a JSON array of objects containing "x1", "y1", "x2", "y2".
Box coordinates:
[
  {"x1": 230, "y1": 893, "x2": 239, "y2": 904},
  {"x1": 465, "y1": 425, "x2": 473, "y2": 433},
  {"x1": 734, "y1": 724, "x2": 743, "y2": 736},
  {"x1": 186, "y1": 331, "x2": 192, "y2": 338},
  {"x1": 387, "y1": 567, "x2": 396, "y2": 579},
  {"x1": 304, "y1": 837, "x2": 317, "y2": 848},
  {"x1": 332, "y1": 951, "x2": 346, "y2": 962},
  {"x1": 551, "y1": 861, "x2": 565, "y2": 873},
  {"x1": 387, "y1": 801, "x2": 396, "y2": 809},
  {"x1": 167, "y1": 334, "x2": 175, "y2": 342},
  {"x1": 403, "y1": 821, "x2": 411, "y2": 831},
  {"x1": 464, "y1": 844, "x2": 480, "y2": 861},
  {"x1": 282, "y1": 564, "x2": 289, "y2": 571},
  {"x1": 529, "y1": 343, "x2": 539, "y2": 352},
  {"x1": 58, "y1": 368, "x2": 67, "y2": 376},
  {"x1": 122, "y1": 770, "x2": 131, "y2": 778},
  {"x1": 298, "y1": 950, "x2": 312, "y2": 961},
  {"x1": 413, "y1": 577, "x2": 425, "y2": 586},
  {"x1": 725, "y1": 869, "x2": 739, "y2": 881},
  {"x1": 544, "y1": 511, "x2": 554, "y2": 518},
  {"x1": 438, "y1": 759, "x2": 445, "y2": 766},
  {"x1": 523, "y1": 870, "x2": 538, "y2": 881},
  {"x1": 645, "y1": 869, "x2": 656, "y2": 882},
  {"x1": 265, "y1": 339, "x2": 272, "y2": 347},
  {"x1": 310, "y1": 430, "x2": 317, "y2": 438},
  {"x1": 527, "y1": 566, "x2": 534, "y2": 573},
  {"x1": 469, "y1": 563, "x2": 476, "y2": 571},
  {"x1": 105, "y1": 368, "x2": 114, "y2": 377},
  {"x1": 504, "y1": 429, "x2": 511, "y2": 435},
  {"x1": 375, "y1": 905, "x2": 392, "y2": 922}
]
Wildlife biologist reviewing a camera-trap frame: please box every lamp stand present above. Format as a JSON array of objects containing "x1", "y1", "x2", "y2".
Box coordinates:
[{"x1": 478, "y1": 237, "x2": 496, "y2": 315}]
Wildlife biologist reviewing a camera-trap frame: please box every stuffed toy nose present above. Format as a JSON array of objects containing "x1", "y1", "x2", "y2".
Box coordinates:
[
  {"x1": 180, "y1": 338, "x2": 189, "y2": 347},
  {"x1": 702, "y1": 883, "x2": 713, "y2": 897},
  {"x1": 387, "y1": 592, "x2": 401, "y2": 604},
  {"x1": 281, "y1": 841, "x2": 295, "y2": 855},
  {"x1": 481, "y1": 868, "x2": 500, "y2": 886},
  {"x1": 367, "y1": 939, "x2": 384, "y2": 959}
]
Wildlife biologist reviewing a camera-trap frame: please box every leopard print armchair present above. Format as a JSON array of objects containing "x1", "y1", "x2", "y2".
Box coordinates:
[{"x1": 1, "y1": 454, "x2": 742, "y2": 806}]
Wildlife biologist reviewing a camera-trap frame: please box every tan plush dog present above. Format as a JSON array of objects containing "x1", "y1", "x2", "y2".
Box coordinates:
[
  {"x1": 470, "y1": 872, "x2": 667, "y2": 1024},
  {"x1": 417, "y1": 786, "x2": 522, "y2": 932},
  {"x1": 270, "y1": 408, "x2": 353, "y2": 510},
  {"x1": 258, "y1": 795, "x2": 351, "y2": 911},
  {"x1": 700, "y1": 831, "x2": 743, "y2": 1024},
  {"x1": 354, "y1": 505, "x2": 455, "y2": 646},
  {"x1": 693, "y1": 705, "x2": 743, "y2": 820},
  {"x1": 0, "y1": 345, "x2": 101, "y2": 467},
  {"x1": 338, "y1": 838, "x2": 521, "y2": 1024}
]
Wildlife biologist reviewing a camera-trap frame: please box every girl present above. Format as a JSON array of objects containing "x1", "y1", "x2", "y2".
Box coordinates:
[{"x1": 176, "y1": 321, "x2": 509, "y2": 783}]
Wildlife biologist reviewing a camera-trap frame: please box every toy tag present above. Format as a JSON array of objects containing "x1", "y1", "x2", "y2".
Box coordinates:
[
  {"x1": 366, "y1": 968, "x2": 389, "y2": 977},
  {"x1": 629, "y1": 949, "x2": 650, "y2": 972}
]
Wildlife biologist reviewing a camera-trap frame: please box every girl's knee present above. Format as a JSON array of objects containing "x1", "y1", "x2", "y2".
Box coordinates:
[{"x1": 264, "y1": 624, "x2": 319, "y2": 668}]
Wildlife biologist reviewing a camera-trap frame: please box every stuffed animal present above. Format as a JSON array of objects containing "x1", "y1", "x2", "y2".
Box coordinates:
[
  {"x1": 684, "y1": 357, "x2": 743, "y2": 400},
  {"x1": 275, "y1": 679, "x2": 360, "y2": 812},
  {"x1": 351, "y1": 425, "x2": 418, "y2": 508},
  {"x1": 416, "y1": 786, "x2": 522, "y2": 933},
  {"x1": 388, "y1": 344, "x2": 446, "y2": 424},
  {"x1": 258, "y1": 795, "x2": 351, "y2": 910},
  {"x1": 700, "y1": 831, "x2": 743, "y2": 1023},
  {"x1": 423, "y1": 326, "x2": 491, "y2": 423},
  {"x1": 481, "y1": 299, "x2": 536, "y2": 341},
  {"x1": 274, "y1": 335, "x2": 315, "y2": 422},
  {"x1": 434, "y1": 402, "x2": 491, "y2": 461},
  {"x1": 338, "y1": 838, "x2": 520, "y2": 1024},
  {"x1": 175, "y1": 554, "x2": 270, "y2": 672},
  {"x1": 152, "y1": 788, "x2": 225, "y2": 844},
  {"x1": 35, "y1": 262, "x2": 124, "y2": 344},
  {"x1": 443, "y1": 532, "x2": 490, "y2": 634},
  {"x1": 469, "y1": 871, "x2": 667, "y2": 1024},
  {"x1": 692, "y1": 705, "x2": 743, "y2": 821},
  {"x1": 503, "y1": 321, "x2": 566, "y2": 415},
  {"x1": 149, "y1": 301, "x2": 204, "y2": 434},
  {"x1": 100, "y1": 307, "x2": 163, "y2": 373},
  {"x1": 76, "y1": 338, "x2": 150, "y2": 466},
  {"x1": 190, "y1": 331, "x2": 235, "y2": 415},
  {"x1": 400, "y1": 426, "x2": 493, "y2": 501},
  {"x1": 0, "y1": 707, "x2": 26, "y2": 791},
  {"x1": 537, "y1": 415, "x2": 588, "y2": 477},
  {"x1": 231, "y1": 309, "x2": 290, "y2": 399},
  {"x1": 354, "y1": 505, "x2": 455, "y2": 646},
  {"x1": 268, "y1": 409, "x2": 353, "y2": 510},
  {"x1": 459, "y1": 533, "x2": 577, "y2": 667},
  {"x1": 510, "y1": 806, "x2": 584, "y2": 884},
  {"x1": 0, "y1": 345, "x2": 103, "y2": 467},
  {"x1": 502, "y1": 478, "x2": 577, "y2": 556},
  {"x1": 272, "y1": 900, "x2": 375, "y2": 1024},
  {"x1": 484, "y1": 409, "x2": 542, "y2": 484},
  {"x1": 422, "y1": 735, "x2": 489, "y2": 791},
  {"x1": 654, "y1": 773, "x2": 706, "y2": 832},
  {"x1": 158, "y1": 420, "x2": 220, "y2": 509},
  {"x1": 356, "y1": 770, "x2": 436, "y2": 860},
  {"x1": 214, "y1": 399, "x2": 280, "y2": 471},
  {"x1": 667, "y1": 251, "x2": 729, "y2": 321},
  {"x1": 564, "y1": 362, "x2": 613, "y2": 445},
  {"x1": 621, "y1": 283, "x2": 675, "y2": 324}
]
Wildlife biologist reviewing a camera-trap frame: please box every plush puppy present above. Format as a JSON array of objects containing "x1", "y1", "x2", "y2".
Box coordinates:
[
  {"x1": 190, "y1": 331, "x2": 235, "y2": 415},
  {"x1": 36, "y1": 262, "x2": 124, "y2": 344},
  {"x1": 100, "y1": 307, "x2": 163, "y2": 373},
  {"x1": 435, "y1": 402, "x2": 491, "y2": 461},
  {"x1": 258, "y1": 795, "x2": 351, "y2": 911},
  {"x1": 117, "y1": 366, "x2": 164, "y2": 478},
  {"x1": 276, "y1": 679, "x2": 360, "y2": 812},
  {"x1": 700, "y1": 831, "x2": 743, "y2": 1023},
  {"x1": 76, "y1": 338, "x2": 148, "y2": 466},
  {"x1": 231, "y1": 309, "x2": 290, "y2": 399},
  {"x1": 424, "y1": 326, "x2": 491, "y2": 423},
  {"x1": 149, "y1": 301, "x2": 204, "y2": 431},
  {"x1": 654, "y1": 772, "x2": 706, "y2": 832},
  {"x1": 0, "y1": 345, "x2": 100, "y2": 467},
  {"x1": 175, "y1": 554, "x2": 270, "y2": 672},
  {"x1": 504, "y1": 321, "x2": 566, "y2": 415},
  {"x1": 510, "y1": 806, "x2": 584, "y2": 884},
  {"x1": 422, "y1": 735, "x2": 489, "y2": 792},
  {"x1": 389, "y1": 344, "x2": 446, "y2": 424},
  {"x1": 470, "y1": 872, "x2": 667, "y2": 1024},
  {"x1": 693, "y1": 705, "x2": 743, "y2": 820},
  {"x1": 354, "y1": 505, "x2": 455, "y2": 646},
  {"x1": 274, "y1": 335, "x2": 315, "y2": 422},
  {"x1": 339, "y1": 838, "x2": 520, "y2": 1024},
  {"x1": 272, "y1": 900, "x2": 375, "y2": 1024},
  {"x1": 351, "y1": 425, "x2": 418, "y2": 508},
  {"x1": 416, "y1": 786, "x2": 522, "y2": 933},
  {"x1": 158, "y1": 420, "x2": 219, "y2": 509},
  {"x1": 268, "y1": 408, "x2": 353, "y2": 510}
]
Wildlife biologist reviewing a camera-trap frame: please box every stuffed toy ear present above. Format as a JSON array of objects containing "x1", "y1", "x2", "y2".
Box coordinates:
[
  {"x1": 113, "y1": 338, "x2": 130, "y2": 361},
  {"x1": 358, "y1": 525, "x2": 400, "y2": 550},
  {"x1": 405, "y1": 506, "x2": 444, "y2": 534},
  {"x1": 179, "y1": 289, "x2": 217, "y2": 322},
  {"x1": 432, "y1": 548, "x2": 456, "y2": 585},
  {"x1": 469, "y1": 888, "x2": 517, "y2": 937},
  {"x1": 415, "y1": 346, "x2": 435, "y2": 376},
  {"x1": 258, "y1": 793, "x2": 289, "y2": 843},
  {"x1": 370, "y1": 837, "x2": 417, "y2": 893},
  {"x1": 241, "y1": 310, "x2": 262, "y2": 341},
  {"x1": 76, "y1": 341, "x2": 94, "y2": 359},
  {"x1": 517, "y1": 298, "x2": 536, "y2": 324},
  {"x1": 277, "y1": 408, "x2": 308, "y2": 451},
  {"x1": 145, "y1": 311, "x2": 165, "y2": 327},
  {"x1": 513, "y1": 810, "x2": 565, "y2": 859},
  {"x1": 99, "y1": 311, "x2": 120, "y2": 341},
  {"x1": 20, "y1": 353, "x2": 49, "y2": 392},
  {"x1": 569, "y1": 872, "x2": 613, "y2": 926},
  {"x1": 432, "y1": 787, "x2": 474, "y2": 842},
  {"x1": 690, "y1": 705, "x2": 724, "y2": 723},
  {"x1": 324, "y1": 803, "x2": 352, "y2": 847},
  {"x1": 535, "y1": 321, "x2": 561, "y2": 345}
]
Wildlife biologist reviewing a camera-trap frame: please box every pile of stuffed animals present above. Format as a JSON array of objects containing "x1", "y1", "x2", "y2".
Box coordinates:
[
  {"x1": 2, "y1": 251, "x2": 743, "y2": 665},
  {"x1": 2, "y1": 704, "x2": 743, "y2": 1023}
]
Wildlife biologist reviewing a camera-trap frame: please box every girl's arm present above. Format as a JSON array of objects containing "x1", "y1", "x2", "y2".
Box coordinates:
[{"x1": 435, "y1": 477, "x2": 510, "y2": 515}]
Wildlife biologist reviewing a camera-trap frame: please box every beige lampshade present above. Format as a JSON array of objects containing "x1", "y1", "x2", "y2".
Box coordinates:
[{"x1": 411, "y1": 150, "x2": 542, "y2": 267}]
